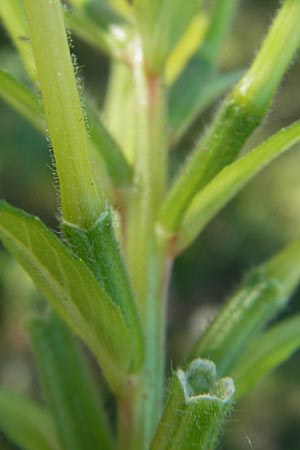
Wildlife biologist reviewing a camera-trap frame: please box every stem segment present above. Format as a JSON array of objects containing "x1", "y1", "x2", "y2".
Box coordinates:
[
  {"x1": 119, "y1": 38, "x2": 169, "y2": 450},
  {"x1": 24, "y1": 0, "x2": 103, "y2": 228}
]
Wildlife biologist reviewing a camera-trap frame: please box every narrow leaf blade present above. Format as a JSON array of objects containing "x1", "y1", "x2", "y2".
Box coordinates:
[
  {"x1": 176, "y1": 121, "x2": 300, "y2": 251},
  {"x1": 0, "y1": 70, "x2": 43, "y2": 132},
  {"x1": 190, "y1": 240, "x2": 300, "y2": 376},
  {"x1": 0, "y1": 201, "x2": 132, "y2": 392},
  {"x1": 169, "y1": 0, "x2": 240, "y2": 144},
  {"x1": 28, "y1": 311, "x2": 113, "y2": 450},
  {"x1": 232, "y1": 315, "x2": 300, "y2": 399},
  {"x1": 0, "y1": 0, "x2": 37, "y2": 81},
  {"x1": 0, "y1": 389, "x2": 60, "y2": 450}
]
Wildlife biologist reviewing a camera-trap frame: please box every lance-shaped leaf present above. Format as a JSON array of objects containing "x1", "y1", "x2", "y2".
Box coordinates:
[
  {"x1": 169, "y1": 0, "x2": 240, "y2": 144},
  {"x1": 159, "y1": 0, "x2": 300, "y2": 234},
  {"x1": 0, "y1": 70, "x2": 43, "y2": 132},
  {"x1": 232, "y1": 315, "x2": 300, "y2": 399},
  {"x1": 0, "y1": 70, "x2": 132, "y2": 190},
  {"x1": 28, "y1": 311, "x2": 113, "y2": 450},
  {"x1": 0, "y1": 201, "x2": 133, "y2": 393},
  {"x1": 87, "y1": 101, "x2": 133, "y2": 188},
  {"x1": 0, "y1": 389, "x2": 60, "y2": 450},
  {"x1": 0, "y1": 0, "x2": 36, "y2": 81},
  {"x1": 62, "y1": 210, "x2": 144, "y2": 372},
  {"x1": 24, "y1": 0, "x2": 104, "y2": 229},
  {"x1": 133, "y1": 0, "x2": 203, "y2": 73},
  {"x1": 173, "y1": 121, "x2": 300, "y2": 252},
  {"x1": 150, "y1": 359, "x2": 234, "y2": 450},
  {"x1": 66, "y1": 0, "x2": 131, "y2": 59},
  {"x1": 190, "y1": 240, "x2": 300, "y2": 377}
]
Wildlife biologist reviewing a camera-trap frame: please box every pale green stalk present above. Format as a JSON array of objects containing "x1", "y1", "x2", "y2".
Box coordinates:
[
  {"x1": 23, "y1": 0, "x2": 103, "y2": 229},
  {"x1": 104, "y1": 61, "x2": 136, "y2": 163},
  {"x1": 118, "y1": 38, "x2": 168, "y2": 450}
]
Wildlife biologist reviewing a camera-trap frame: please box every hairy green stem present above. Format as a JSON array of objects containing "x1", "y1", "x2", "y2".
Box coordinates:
[
  {"x1": 24, "y1": 0, "x2": 103, "y2": 228},
  {"x1": 159, "y1": 0, "x2": 300, "y2": 235}
]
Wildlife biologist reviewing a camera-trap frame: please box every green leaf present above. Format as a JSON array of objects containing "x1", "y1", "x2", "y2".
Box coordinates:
[
  {"x1": 28, "y1": 311, "x2": 113, "y2": 450},
  {"x1": 0, "y1": 70, "x2": 132, "y2": 190},
  {"x1": 0, "y1": 70, "x2": 43, "y2": 132},
  {"x1": 158, "y1": 0, "x2": 300, "y2": 235},
  {"x1": 190, "y1": 240, "x2": 300, "y2": 377},
  {"x1": 0, "y1": 201, "x2": 133, "y2": 393},
  {"x1": 87, "y1": 101, "x2": 133, "y2": 188},
  {"x1": 232, "y1": 315, "x2": 300, "y2": 399},
  {"x1": 174, "y1": 121, "x2": 300, "y2": 251},
  {"x1": 133, "y1": 0, "x2": 203, "y2": 73},
  {"x1": 0, "y1": 389, "x2": 60, "y2": 450},
  {"x1": 0, "y1": 0, "x2": 37, "y2": 81},
  {"x1": 150, "y1": 359, "x2": 234, "y2": 450},
  {"x1": 62, "y1": 210, "x2": 144, "y2": 372},
  {"x1": 169, "y1": 0, "x2": 240, "y2": 144},
  {"x1": 24, "y1": 0, "x2": 104, "y2": 228}
]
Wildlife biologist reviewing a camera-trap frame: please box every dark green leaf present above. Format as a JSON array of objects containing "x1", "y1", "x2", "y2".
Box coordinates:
[
  {"x1": 0, "y1": 201, "x2": 133, "y2": 393},
  {"x1": 28, "y1": 311, "x2": 113, "y2": 450},
  {"x1": 0, "y1": 389, "x2": 60, "y2": 450}
]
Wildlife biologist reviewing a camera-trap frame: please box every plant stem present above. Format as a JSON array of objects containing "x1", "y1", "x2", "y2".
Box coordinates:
[
  {"x1": 118, "y1": 37, "x2": 169, "y2": 449},
  {"x1": 159, "y1": 0, "x2": 300, "y2": 235},
  {"x1": 118, "y1": 257, "x2": 172, "y2": 450}
]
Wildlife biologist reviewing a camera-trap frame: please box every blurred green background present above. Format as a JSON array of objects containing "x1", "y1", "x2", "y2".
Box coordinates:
[{"x1": 1, "y1": 1, "x2": 300, "y2": 449}]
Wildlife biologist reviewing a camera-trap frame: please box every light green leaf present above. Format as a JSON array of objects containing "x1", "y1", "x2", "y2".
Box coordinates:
[
  {"x1": 0, "y1": 70, "x2": 132, "y2": 190},
  {"x1": 0, "y1": 389, "x2": 60, "y2": 450},
  {"x1": 0, "y1": 0, "x2": 37, "y2": 81},
  {"x1": 169, "y1": 0, "x2": 240, "y2": 145},
  {"x1": 232, "y1": 315, "x2": 300, "y2": 399},
  {"x1": 190, "y1": 240, "x2": 300, "y2": 377},
  {"x1": 150, "y1": 359, "x2": 234, "y2": 450},
  {"x1": 0, "y1": 70, "x2": 43, "y2": 132},
  {"x1": 28, "y1": 311, "x2": 113, "y2": 450},
  {"x1": 0, "y1": 201, "x2": 133, "y2": 393},
  {"x1": 174, "y1": 121, "x2": 300, "y2": 252}
]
